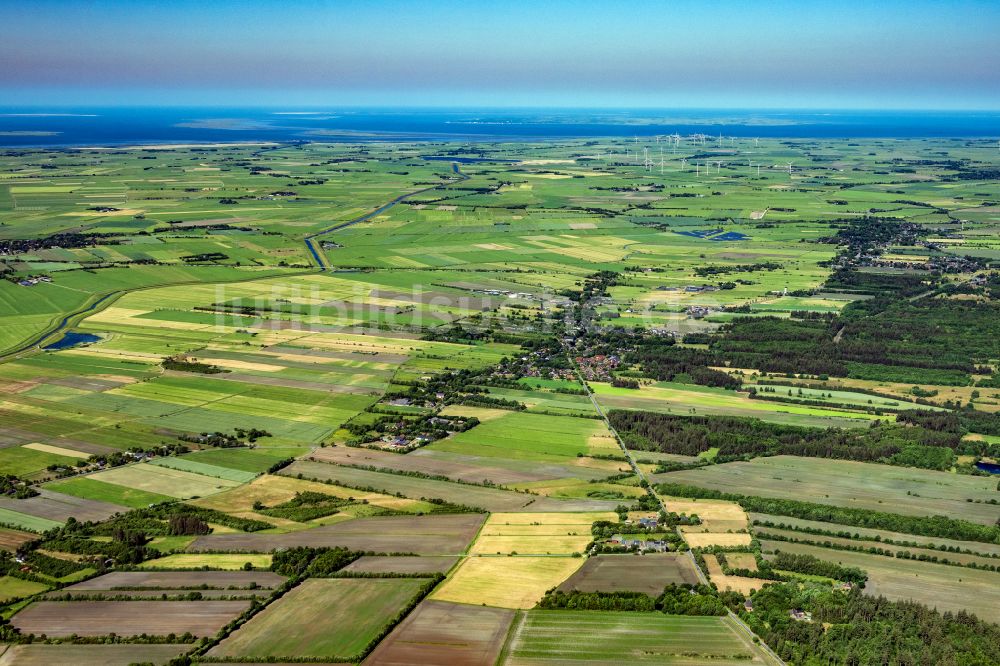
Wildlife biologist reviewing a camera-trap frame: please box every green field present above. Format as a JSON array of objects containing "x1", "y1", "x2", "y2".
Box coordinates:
[
  {"x1": 430, "y1": 411, "x2": 617, "y2": 462},
  {"x1": 502, "y1": 611, "x2": 770, "y2": 664},
  {"x1": 0, "y1": 576, "x2": 50, "y2": 602},
  {"x1": 45, "y1": 477, "x2": 175, "y2": 509},
  {"x1": 137, "y1": 553, "x2": 272, "y2": 570},
  {"x1": 209, "y1": 578, "x2": 426, "y2": 659},
  {"x1": 88, "y1": 463, "x2": 242, "y2": 499},
  {"x1": 148, "y1": 456, "x2": 259, "y2": 483},
  {"x1": 0, "y1": 507, "x2": 63, "y2": 533}
]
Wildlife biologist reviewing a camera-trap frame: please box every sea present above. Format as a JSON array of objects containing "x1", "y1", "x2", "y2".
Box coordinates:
[{"x1": 0, "y1": 108, "x2": 998, "y2": 148}]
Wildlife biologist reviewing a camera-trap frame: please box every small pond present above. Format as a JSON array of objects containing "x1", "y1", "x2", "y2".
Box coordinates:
[{"x1": 44, "y1": 332, "x2": 100, "y2": 350}]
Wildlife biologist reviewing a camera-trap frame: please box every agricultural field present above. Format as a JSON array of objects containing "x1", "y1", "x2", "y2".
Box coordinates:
[
  {"x1": 0, "y1": 528, "x2": 39, "y2": 552},
  {"x1": 367, "y1": 599, "x2": 514, "y2": 666},
  {"x1": 702, "y1": 554, "x2": 772, "y2": 595},
  {"x1": 209, "y1": 578, "x2": 426, "y2": 660},
  {"x1": 557, "y1": 553, "x2": 700, "y2": 595},
  {"x1": 592, "y1": 380, "x2": 880, "y2": 429},
  {"x1": 64, "y1": 570, "x2": 285, "y2": 591},
  {"x1": 309, "y1": 443, "x2": 615, "y2": 484},
  {"x1": 431, "y1": 556, "x2": 586, "y2": 609},
  {"x1": 44, "y1": 477, "x2": 175, "y2": 509},
  {"x1": 501, "y1": 611, "x2": 773, "y2": 665},
  {"x1": 0, "y1": 576, "x2": 50, "y2": 603},
  {"x1": 0, "y1": 490, "x2": 121, "y2": 527},
  {"x1": 429, "y1": 411, "x2": 620, "y2": 462},
  {"x1": 341, "y1": 555, "x2": 459, "y2": 575},
  {"x1": 136, "y1": 553, "x2": 272, "y2": 570},
  {"x1": 9, "y1": 599, "x2": 250, "y2": 637},
  {"x1": 280, "y1": 459, "x2": 620, "y2": 513},
  {"x1": 749, "y1": 512, "x2": 1000, "y2": 558},
  {"x1": 188, "y1": 513, "x2": 487, "y2": 554},
  {"x1": 0, "y1": 644, "x2": 189, "y2": 666}
]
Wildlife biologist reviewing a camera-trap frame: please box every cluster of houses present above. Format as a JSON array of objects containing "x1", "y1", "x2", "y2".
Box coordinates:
[
  {"x1": 379, "y1": 434, "x2": 429, "y2": 450},
  {"x1": 605, "y1": 535, "x2": 670, "y2": 552},
  {"x1": 686, "y1": 305, "x2": 713, "y2": 319},
  {"x1": 655, "y1": 285, "x2": 720, "y2": 293},
  {"x1": 15, "y1": 275, "x2": 52, "y2": 287},
  {"x1": 478, "y1": 288, "x2": 537, "y2": 300},
  {"x1": 604, "y1": 517, "x2": 671, "y2": 552},
  {"x1": 575, "y1": 354, "x2": 620, "y2": 381}
]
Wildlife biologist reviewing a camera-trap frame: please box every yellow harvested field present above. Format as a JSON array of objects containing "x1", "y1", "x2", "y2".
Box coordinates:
[
  {"x1": 138, "y1": 554, "x2": 272, "y2": 569},
  {"x1": 683, "y1": 532, "x2": 753, "y2": 548},
  {"x1": 439, "y1": 405, "x2": 512, "y2": 421},
  {"x1": 587, "y1": 432, "x2": 621, "y2": 454},
  {"x1": 664, "y1": 497, "x2": 749, "y2": 532},
  {"x1": 198, "y1": 358, "x2": 284, "y2": 372},
  {"x1": 88, "y1": 307, "x2": 210, "y2": 331},
  {"x1": 23, "y1": 442, "x2": 89, "y2": 459},
  {"x1": 431, "y1": 556, "x2": 584, "y2": 609},
  {"x1": 469, "y1": 512, "x2": 615, "y2": 555},
  {"x1": 570, "y1": 456, "x2": 632, "y2": 473},
  {"x1": 64, "y1": 347, "x2": 163, "y2": 363},
  {"x1": 703, "y1": 554, "x2": 771, "y2": 595},
  {"x1": 725, "y1": 552, "x2": 759, "y2": 571}
]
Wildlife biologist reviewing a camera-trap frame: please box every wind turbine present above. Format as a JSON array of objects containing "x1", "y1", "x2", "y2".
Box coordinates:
[{"x1": 786, "y1": 162, "x2": 794, "y2": 176}]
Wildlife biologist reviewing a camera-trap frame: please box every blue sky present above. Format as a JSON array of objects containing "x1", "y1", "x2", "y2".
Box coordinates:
[{"x1": 1, "y1": 0, "x2": 998, "y2": 109}]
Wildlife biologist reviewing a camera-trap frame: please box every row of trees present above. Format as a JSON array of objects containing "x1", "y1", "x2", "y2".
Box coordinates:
[
  {"x1": 538, "y1": 584, "x2": 727, "y2": 616},
  {"x1": 609, "y1": 410, "x2": 965, "y2": 469}
]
